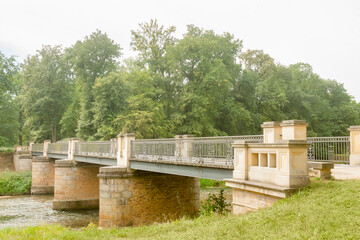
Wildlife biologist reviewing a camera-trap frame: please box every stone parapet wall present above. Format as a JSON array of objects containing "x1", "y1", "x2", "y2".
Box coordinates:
[
  {"x1": 53, "y1": 160, "x2": 100, "y2": 210},
  {"x1": 31, "y1": 156, "x2": 55, "y2": 194},
  {"x1": 98, "y1": 167, "x2": 200, "y2": 227},
  {"x1": 13, "y1": 151, "x2": 32, "y2": 171},
  {"x1": 0, "y1": 153, "x2": 14, "y2": 171}
]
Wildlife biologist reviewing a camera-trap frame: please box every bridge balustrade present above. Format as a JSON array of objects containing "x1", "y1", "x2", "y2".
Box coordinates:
[
  {"x1": 307, "y1": 136, "x2": 350, "y2": 163},
  {"x1": 32, "y1": 143, "x2": 44, "y2": 152},
  {"x1": 74, "y1": 141, "x2": 117, "y2": 158},
  {"x1": 47, "y1": 142, "x2": 68, "y2": 154},
  {"x1": 131, "y1": 135, "x2": 263, "y2": 166}
]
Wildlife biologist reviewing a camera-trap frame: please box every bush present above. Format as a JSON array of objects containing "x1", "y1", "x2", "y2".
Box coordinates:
[
  {"x1": 0, "y1": 171, "x2": 32, "y2": 195},
  {"x1": 0, "y1": 147, "x2": 14, "y2": 154},
  {"x1": 200, "y1": 189, "x2": 230, "y2": 216}
]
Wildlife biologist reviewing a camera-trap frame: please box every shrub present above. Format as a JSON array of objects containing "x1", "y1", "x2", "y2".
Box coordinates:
[
  {"x1": 0, "y1": 171, "x2": 32, "y2": 195},
  {"x1": 200, "y1": 189, "x2": 230, "y2": 216}
]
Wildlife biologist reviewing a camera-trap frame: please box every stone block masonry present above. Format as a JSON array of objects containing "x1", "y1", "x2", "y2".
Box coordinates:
[
  {"x1": 0, "y1": 153, "x2": 14, "y2": 171},
  {"x1": 98, "y1": 167, "x2": 200, "y2": 228},
  {"x1": 13, "y1": 150, "x2": 32, "y2": 171},
  {"x1": 31, "y1": 156, "x2": 55, "y2": 194},
  {"x1": 53, "y1": 160, "x2": 101, "y2": 210}
]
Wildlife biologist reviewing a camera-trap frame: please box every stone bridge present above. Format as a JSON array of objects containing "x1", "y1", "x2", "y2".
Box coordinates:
[{"x1": 24, "y1": 120, "x2": 353, "y2": 227}]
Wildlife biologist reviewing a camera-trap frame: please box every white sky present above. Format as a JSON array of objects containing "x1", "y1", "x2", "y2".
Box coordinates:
[{"x1": 1, "y1": 0, "x2": 360, "y2": 101}]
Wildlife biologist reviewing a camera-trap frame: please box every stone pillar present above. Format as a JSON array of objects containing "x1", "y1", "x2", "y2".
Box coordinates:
[
  {"x1": 31, "y1": 156, "x2": 55, "y2": 194},
  {"x1": 29, "y1": 141, "x2": 34, "y2": 153},
  {"x1": 98, "y1": 167, "x2": 200, "y2": 228},
  {"x1": 281, "y1": 120, "x2": 307, "y2": 141},
  {"x1": 261, "y1": 121, "x2": 282, "y2": 144},
  {"x1": 232, "y1": 141, "x2": 250, "y2": 180},
  {"x1": 349, "y1": 126, "x2": 360, "y2": 165},
  {"x1": 53, "y1": 160, "x2": 100, "y2": 210},
  {"x1": 117, "y1": 133, "x2": 135, "y2": 169},
  {"x1": 67, "y1": 138, "x2": 79, "y2": 161},
  {"x1": 43, "y1": 140, "x2": 51, "y2": 158}
]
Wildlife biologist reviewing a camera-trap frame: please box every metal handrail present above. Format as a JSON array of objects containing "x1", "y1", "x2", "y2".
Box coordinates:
[
  {"x1": 74, "y1": 141, "x2": 117, "y2": 158},
  {"x1": 48, "y1": 142, "x2": 68, "y2": 154}
]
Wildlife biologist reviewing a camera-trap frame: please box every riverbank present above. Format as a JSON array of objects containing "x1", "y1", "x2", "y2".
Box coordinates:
[
  {"x1": 1, "y1": 179, "x2": 359, "y2": 239},
  {"x1": 0, "y1": 171, "x2": 31, "y2": 195}
]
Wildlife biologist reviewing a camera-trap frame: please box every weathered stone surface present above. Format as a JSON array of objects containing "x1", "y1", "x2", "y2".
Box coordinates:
[
  {"x1": 13, "y1": 152, "x2": 32, "y2": 171},
  {"x1": 53, "y1": 160, "x2": 101, "y2": 210},
  {"x1": 53, "y1": 199, "x2": 99, "y2": 210},
  {"x1": 0, "y1": 153, "x2": 14, "y2": 171},
  {"x1": 31, "y1": 157, "x2": 55, "y2": 195},
  {"x1": 98, "y1": 167, "x2": 200, "y2": 228}
]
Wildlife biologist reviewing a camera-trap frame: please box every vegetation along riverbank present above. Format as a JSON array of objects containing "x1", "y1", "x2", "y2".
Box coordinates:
[
  {"x1": 1, "y1": 179, "x2": 359, "y2": 239},
  {"x1": 0, "y1": 171, "x2": 31, "y2": 195}
]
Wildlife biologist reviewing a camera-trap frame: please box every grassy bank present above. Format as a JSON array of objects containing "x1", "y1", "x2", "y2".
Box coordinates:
[
  {"x1": 0, "y1": 171, "x2": 32, "y2": 195},
  {"x1": 1, "y1": 179, "x2": 360, "y2": 239},
  {"x1": 200, "y1": 179, "x2": 226, "y2": 188}
]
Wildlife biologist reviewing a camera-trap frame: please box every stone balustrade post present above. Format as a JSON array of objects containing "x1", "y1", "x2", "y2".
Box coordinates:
[
  {"x1": 68, "y1": 138, "x2": 79, "y2": 161},
  {"x1": 261, "y1": 121, "x2": 282, "y2": 144},
  {"x1": 280, "y1": 120, "x2": 307, "y2": 141},
  {"x1": 349, "y1": 126, "x2": 360, "y2": 165},
  {"x1": 117, "y1": 133, "x2": 135, "y2": 169},
  {"x1": 43, "y1": 140, "x2": 51, "y2": 158},
  {"x1": 116, "y1": 134, "x2": 123, "y2": 166},
  {"x1": 29, "y1": 141, "x2": 34, "y2": 153},
  {"x1": 176, "y1": 135, "x2": 194, "y2": 161},
  {"x1": 232, "y1": 141, "x2": 251, "y2": 180}
]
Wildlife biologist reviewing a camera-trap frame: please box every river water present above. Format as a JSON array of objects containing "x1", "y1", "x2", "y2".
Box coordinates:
[
  {"x1": 0, "y1": 188, "x2": 232, "y2": 229},
  {"x1": 0, "y1": 195, "x2": 98, "y2": 229}
]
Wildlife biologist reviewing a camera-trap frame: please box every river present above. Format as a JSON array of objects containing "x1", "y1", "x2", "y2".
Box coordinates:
[{"x1": 0, "y1": 188, "x2": 231, "y2": 229}]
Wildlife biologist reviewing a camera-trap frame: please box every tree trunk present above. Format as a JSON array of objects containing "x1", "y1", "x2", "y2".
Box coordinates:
[
  {"x1": 51, "y1": 124, "x2": 57, "y2": 143},
  {"x1": 18, "y1": 107, "x2": 22, "y2": 146}
]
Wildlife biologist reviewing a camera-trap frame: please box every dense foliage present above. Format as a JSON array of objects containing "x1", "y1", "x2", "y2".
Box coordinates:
[
  {"x1": 1, "y1": 20, "x2": 360, "y2": 145},
  {"x1": 0, "y1": 171, "x2": 32, "y2": 195}
]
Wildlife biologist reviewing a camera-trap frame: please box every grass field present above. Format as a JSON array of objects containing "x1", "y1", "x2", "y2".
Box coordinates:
[{"x1": 1, "y1": 179, "x2": 360, "y2": 239}]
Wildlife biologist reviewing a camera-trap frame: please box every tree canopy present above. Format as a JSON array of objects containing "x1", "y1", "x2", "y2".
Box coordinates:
[{"x1": 1, "y1": 20, "x2": 359, "y2": 146}]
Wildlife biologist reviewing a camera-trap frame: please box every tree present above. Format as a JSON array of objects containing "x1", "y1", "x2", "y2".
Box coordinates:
[
  {"x1": 92, "y1": 71, "x2": 129, "y2": 139},
  {"x1": 69, "y1": 30, "x2": 121, "y2": 139},
  {"x1": 21, "y1": 45, "x2": 71, "y2": 142},
  {"x1": 167, "y1": 25, "x2": 243, "y2": 136},
  {"x1": 0, "y1": 51, "x2": 20, "y2": 146}
]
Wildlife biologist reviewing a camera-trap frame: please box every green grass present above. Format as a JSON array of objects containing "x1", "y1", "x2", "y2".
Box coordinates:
[
  {"x1": 0, "y1": 171, "x2": 32, "y2": 195},
  {"x1": 2, "y1": 179, "x2": 360, "y2": 239},
  {"x1": 200, "y1": 178, "x2": 226, "y2": 188}
]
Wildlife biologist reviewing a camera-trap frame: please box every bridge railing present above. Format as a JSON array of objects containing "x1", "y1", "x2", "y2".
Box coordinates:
[
  {"x1": 48, "y1": 142, "x2": 68, "y2": 154},
  {"x1": 74, "y1": 141, "x2": 117, "y2": 158},
  {"x1": 307, "y1": 136, "x2": 350, "y2": 164},
  {"x1": 131, "y1": 135, "x2": 264, "y2": 166},
  {"x1": 32, "y1": 143, "x2": 44, "y2": 152},
  {"x1": 131, "y1": 138, "x2": 177, "y2": 161}
]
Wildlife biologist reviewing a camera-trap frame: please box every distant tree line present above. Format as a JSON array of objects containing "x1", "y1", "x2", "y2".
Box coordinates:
[{"x1": 1, "y1": 19, "x2": 359, "y2": 146}]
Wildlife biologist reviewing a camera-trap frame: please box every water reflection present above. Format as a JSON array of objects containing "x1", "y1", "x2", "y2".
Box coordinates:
[{"x1": 0, "y1": 195, "x2": 98, "y2": 228}]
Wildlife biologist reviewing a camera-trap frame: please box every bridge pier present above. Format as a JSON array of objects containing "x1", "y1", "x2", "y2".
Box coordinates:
[
  {"x1": 31, "y1": 156, "x2": 55, "y2": 194},
  {"x1": 53, "y1": 160, "x2": 100, "y2": 210},
  {"x1": 98, "y1": 166, "x2": 200, "y2": 227}
]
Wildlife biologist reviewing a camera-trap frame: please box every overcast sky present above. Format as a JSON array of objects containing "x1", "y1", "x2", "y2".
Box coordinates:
[{"x1": 1, "y1": 0, "x2": 360, "y2": 101}]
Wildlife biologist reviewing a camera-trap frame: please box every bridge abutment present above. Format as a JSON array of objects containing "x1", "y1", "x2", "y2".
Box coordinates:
[
  {"x1": 13, "y1": 150, "x2": 32, "y2": 171},
  {"x1": 98, "y1": 166, "x2": 200, "y2": 228},
  {"x1": 31, "y1": 156, "x2": 55, "y2": 194},
  {"x1": 53, "y1": 160, "x2": 100, "y2": 210}
]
